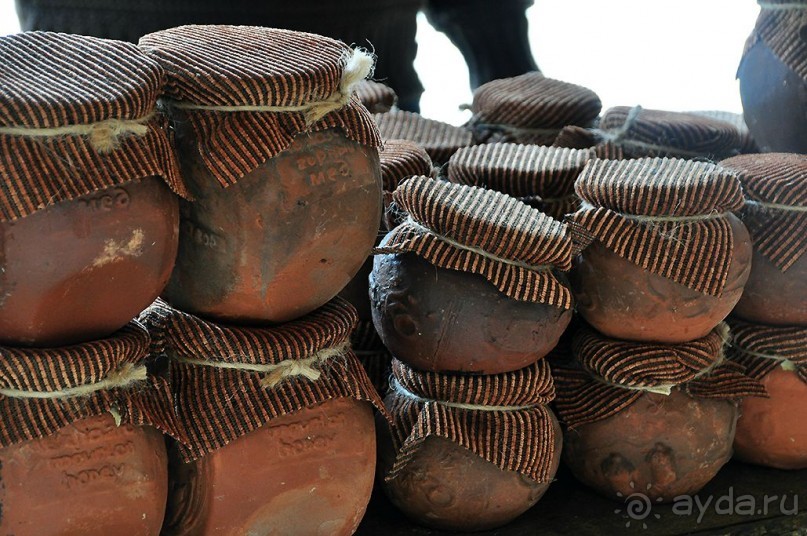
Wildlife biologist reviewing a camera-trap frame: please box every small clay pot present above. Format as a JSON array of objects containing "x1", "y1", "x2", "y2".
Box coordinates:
[
  {"x1": 734, "y1": 367, "x2": 807, "y2": 470},
  {"x1": 572, "y1": 213, "x2": 751, "y2": 343},
  {"x1": 376, "y1": 409, "x2": 562, "y2": 532},
  {"x1": 370, "y1": 253, "x2": 572, "y2": 374},
  {"x1": 163, "y1": 124, "x2": 382, "y2": 324},
  {"x1": 732, "y1": 249, "x2": 807, "y2": 326},
  {"x1": 0, "y1": 178, "x2": 179, "y2": 346},
  {"x1": 563, "y1": 390, "x2": 738, "y2": 502},
  {"x1": 0, "y1": 413, "x2": 168, "y2": 535},
  {"x1": 739, "y1": 37, "x2": 807, "y2": 153},
  {"x1": 164, "y1": 398, "x2": 376, "y2": 536}
]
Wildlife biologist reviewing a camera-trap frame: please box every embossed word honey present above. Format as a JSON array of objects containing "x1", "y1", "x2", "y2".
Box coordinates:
[
  {"x1": 0, "y1": 31, "x2": 184, "y2": 346},
  {"x1": 728, "y1": 318, "x2": 807, "y2": 469},
  {"x1": 378, "y1": 358, "x2": 561, "y2": 531},
  {"x1": 142, "y1": 297, "x2": 385, "y2": 536},
  {"x1": 374, "y1": 110, "x2": 473, "y2": 164},
  {"x1": 569, "y1": 157, "x2": 751, "y2": 343},
  {"x1": 139, "y1": 26, "x2": 382, "y2": 324},
  {"x1": 720, "y1": 153, "x2": 807, "y2": 325},
  {"x1": 372, "y1": 177, "x2": 573, "y2": 374},
  {"x1": 0, "y1": 321, "x2": 176, "y2": 535},
  {"x1": 553, "y1": 325, "x2": 764, "y2": 502}
]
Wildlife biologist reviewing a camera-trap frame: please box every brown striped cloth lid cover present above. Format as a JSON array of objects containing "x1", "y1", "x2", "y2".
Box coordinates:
[
  {"x1": 448, "y1": 143, "x2": 594, "y2": 220},
  {"x1": 689, "y1": 110, "x2": 759, "y2": 154},
  {"x1": 744, "y1": 0, "x2": 807, "y2": 80},
  {"x1": 352, "y1": 320, "x2": 392, "y2": 394},
  {"x1": 720, "y1": 153, "x2": 807, "y2": 272},
  {"x1": 568, "y1": 157, "x2": 745, "y2": 297},
  {"x1": 0, "y1": 31, "x2": 186, "y2": 222},
  {"x1": 142, "y1": 296, "x2": 386, "y2": 461},
  {"x1": 468, "y1": 72, "x2": 602, "y2": 145},
  {"x1": 374, "y1": 110, "x2": 474, "y2": 164},
  {"x1": 552, "y1": 324, "x2": 766, "y2": 429},
  {"x1": 138, "y1": 25, "x2": 381, "y2": 188},
  {"x1": 379, "y1": 139, "x2": 434, "y2": 230},
  {"x1": 384, "y1": 358, "x2": 557, "y2": 483},
  {"x1": 0, "y1": 321, "x2": 180, "y2": 448},
  {"x1": 376, "y1": 176, "x2": 574, "y2": 308},
  {"x1": 355, "y1": 80, "x2": 398, "y2": 113},
  {"x1": 586, "y1": 106, "x2": 742, "y2": 160},
  {"x1": 727, "y1": 317, "x2": 807, "y2": 385}
]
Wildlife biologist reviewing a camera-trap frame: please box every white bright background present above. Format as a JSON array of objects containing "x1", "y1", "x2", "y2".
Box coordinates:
[{"x1": 1, "y1": 1, "x2": 761, "y2": 125}]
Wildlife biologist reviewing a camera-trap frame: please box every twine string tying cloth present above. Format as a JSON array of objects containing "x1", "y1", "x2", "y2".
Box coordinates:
[
  {"x1": 758, "y1": 2, "x2": 807, "y2": 10},
  {"x1": 0, "y1": 363, "x2": 147, "y2": 399},
  {"x1": 730, "y1": 344, "x2": 798, "y2": 372},
  {"x1": 390, "y1": 377, "x2": 541, "y2": 412},
  {"x1": 745, "y1": 200, "x2": 807, "y2": 213}
]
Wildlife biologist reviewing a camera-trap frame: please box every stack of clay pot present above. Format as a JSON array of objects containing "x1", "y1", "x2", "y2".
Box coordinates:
[
  {"x1": 135, "y1": 25, "x2": 386, "y2": 535},
  {"x1": 555, "y1": 156, "x2": 765, "y2": 503},
  {"x1": 370, "y1": 176, "x2": 573, "y2": 530},
  {"x1": 0, "y1": 32, "x2": 186, "y2": 535},
  {"x1": 720, "y1": 153, "x2": 807, "y2": 470}
]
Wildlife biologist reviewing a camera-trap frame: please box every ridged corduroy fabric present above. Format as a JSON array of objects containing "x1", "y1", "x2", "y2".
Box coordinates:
[
  {"x1": 138, "y1": 25, "x2": 380, "y2": 188},
  {"x1": 552, "y1": 325, "x2": 766, "y2": 429},
  {"x1": 568, "y1": 157, "x2": 745, "y2": 297},
  {"x1": 0, "y1": 321, "x2": 179, "y2": 447},
  {"x1": 468, "y1": 72, "x2": 601, "y2": 145},
  {"x1": 355, "y1": 80, "x2": 398, "y2": 113},
  {"x1": 727, "y1": 317, "x2": 807, "y2": 385},
  {"x1": 744, "y1": 0, "x2": 807, "y2": 80},
  {"x1": 720, "y1": 152, "x2": 807, "y2": 271},
  {"x1": 142, "y1": 297, "x2": 385, "y2": 461},
  {"x1": 448, "y1": 143, "x2": 594, "y2": 220},
  {"x1": 689, "y1": 110, "x2": 758, "y2": 154},
  {"x1": 379, "y1": 139, "x2": 435, "y2": 230},
  {"x1": 385, "y1": 358, "x2": 557, "y2": 483},
  {"x1": 376, "y1": 176, "x2": 574, "y2": 308},
  {"x1": 0, "y1": 31, "x2": 186, "y2": 222},
  {"x1": 374, "y1": 110, "x2": 473, "y2": 164}
]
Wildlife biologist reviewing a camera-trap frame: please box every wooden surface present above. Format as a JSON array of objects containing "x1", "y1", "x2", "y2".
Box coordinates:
[{"x1": 357, "y1": 461, "x2": 807, "y2": 535}]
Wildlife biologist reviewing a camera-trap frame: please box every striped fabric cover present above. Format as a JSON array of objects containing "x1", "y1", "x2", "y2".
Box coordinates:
[
  {"x1": 138, "y1": 26, "x2": 380, "y2": 188},
  {"x1": 142, "y1": 297, "x2": 385, "y2": 461},
  {"x1": 721, "y1": 153, "x2": 807, "y2": 271},
  {"x1": 376, "y1": 176, "x2": 574, "y2": 308},
  {"x1": 552, "y1": 325, "x2": 766, "y2": 428},
  {"x1": 468, "y1": 72, "x2": 601, "y2": 145},
  {"x1": 0, "y1": 32, "x2": 186, "y2": 222},
  {"x1": 727, "y1": 317, "x2": 807, "y2": 384},
  {"x1": 379, "y1": 139, "x2": 434, "y2": 230},
  {"x1": 448, "y1": 143, "x2": 594, "y2": 220},
  {"x1": 355, "y1": 80, "x2": 398, "y2": 113},
  {"x1": 385, "y1": 358, "x2": 557, "y2": 483},
  {"x1": 0, "y1": 321, "x2": 179, "y2": 447},
  {"x1": 598, "y1": 107, "x2": 742, "y2": 159},
  {"x1": 568, "y1": 157, "x2": 745, "y2": 296},
  {"x1": 373, "y1": 110, "x2": 473, "y2": 164},
  {"x1": 746, "y1": 0, "x2": 807, "y2": 80},
  {"x1": 689, "y1": 110, "x2": 758, "y2": 154}
]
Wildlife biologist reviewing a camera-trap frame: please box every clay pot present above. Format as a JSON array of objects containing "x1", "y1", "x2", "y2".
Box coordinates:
[
  {"x1": 163, "y1": 124, "x2": 382, "y2": 324},
  {"x1": 0, "y1": 413, "x2": 168, "y2": 535},
  {"x1": 572, "y1": 213, "x2": 751, "y2": 343},
  {"x1": 563, "y1": 390, "x2": 738, "y2": 502},
  {"x1": 370, "y1": 253, "x2": 572, "y2": 374},
  {"x1": 0, "y1": 177, "x2": 179, "y2": 346},
  {"x1": 164, "y1": 398, "x2": 376, "y2": 536},
  {"x1": 732, "y1": 249, "x2": 807, "y2": 326},
  {"x1": 734, "y1": 367, "x2": 807, "y2": 469},
  {"x1": 377, "y1": 410, "x2": 562, "y2": 532}
]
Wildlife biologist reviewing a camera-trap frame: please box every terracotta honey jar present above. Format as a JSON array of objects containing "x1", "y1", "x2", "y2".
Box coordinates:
[
  {"x1": 0, "y1": 320, "x2": 176, "y2": 535},
  {"x1": 374, "y1": 110, "x2": 473, "y2": 165},
  {"x1": 569, "y1": 157, "x2": 752, "y2": 343},
  {"x1": 727, "y1": 318, "x2": 807, "y2": 469},
  {"x1": 355, "y1": 80, "x2": 398, "y2": 113},
  {"x1": 720, "y1": 153, "x2": 807, "y2": 325},
  {"x1": 553, "y1": 324, "x2": 765, "y2": 502},
  {"x1": 377, "y1": 358, "x2": 561, "y2": 531},
  {"x1": 739, "y1": 0, "x2": 807, "y2": 153},
  {"x1": 0, "y1": 31, "x2": 185, "y2": 347},
  {"x1": 448, "y1": 143, "x2": 594, "y2": 220},
  {"x1": 371, "y1": 176, "x2": 574, "y2": 374},
  {"x1": 467, "y1": 72, "x2": 601, "y2": 146},
  {"x1": 142, "y1": 297, "x2": 385, "y2": 536},
  {"x1": 138, "y1": 25, "x2": 383, "y2": 324}
]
